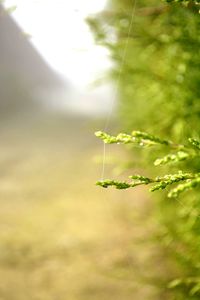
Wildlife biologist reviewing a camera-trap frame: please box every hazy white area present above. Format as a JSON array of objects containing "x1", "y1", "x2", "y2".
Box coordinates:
[
  {"x1": 4, "y1": 0, "x2": 110, "y2": 87},
  {"x1": 3, "y1": 0, "x2": 114, "y2": 116}
]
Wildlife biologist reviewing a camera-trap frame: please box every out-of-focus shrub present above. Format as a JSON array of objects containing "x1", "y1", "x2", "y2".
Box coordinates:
[{"x1": 89, "y1": 1, "x2": 200, "y2": 298}]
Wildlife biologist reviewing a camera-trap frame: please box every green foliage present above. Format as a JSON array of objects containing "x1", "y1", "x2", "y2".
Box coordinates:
[
  {"x1": 168, "y1": 277, "x2": 200, "y2": 297},
  {"x1": 88, "y1": 0, "x2": 200, "y2": 139},
  {"x1": 90, "y1": 0, "x2": 200, "y2": 299},
  {"x1": 97, "y1": 172, "x2": 200, "y2": 197},
  {"x1": 95, "y1": 130, "x2": 171, "y2": 145},
  {"x1": 166, "y1": 0, "x2": 200, "y2": 3},
  {"x1": 96, "y1": 131, "x2": 200, "y2": 198},
  {"x1": 189, "y1": 138, "x2": 200, "y2": 150}
]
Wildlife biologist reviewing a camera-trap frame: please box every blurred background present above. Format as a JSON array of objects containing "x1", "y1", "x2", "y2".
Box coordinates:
[
  {"x1": 0, "y1": 1, "x2": 159, "y2": 299},
  {"x1": 2, "y1": 0, "x2": 198, "y2": 298}
]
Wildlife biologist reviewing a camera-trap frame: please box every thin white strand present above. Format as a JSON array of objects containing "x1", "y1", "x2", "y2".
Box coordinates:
[{"x1": 100, "y1": 0, "x2": 137, "y2": 180}]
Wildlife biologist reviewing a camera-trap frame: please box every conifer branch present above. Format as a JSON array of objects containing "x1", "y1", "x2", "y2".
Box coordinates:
[
  {"x1": 95, "y1": 131, "x2": 200, "y2": 198},
  {"x1": 96, "y1": 172, "x2": 200, "y2": 198}
]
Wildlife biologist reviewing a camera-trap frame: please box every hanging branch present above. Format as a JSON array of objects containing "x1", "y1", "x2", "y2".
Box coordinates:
[{"x1": 95, "y1": 131, "x2": 200, "y2": 198}]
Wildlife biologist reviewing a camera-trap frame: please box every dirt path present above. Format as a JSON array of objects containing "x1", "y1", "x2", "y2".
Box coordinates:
[{"x1": 0, "y1": 115, "x2": 163, "y2": 300}]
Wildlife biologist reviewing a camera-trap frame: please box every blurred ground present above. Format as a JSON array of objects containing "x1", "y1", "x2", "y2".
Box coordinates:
[{"x1": 0, "y1": 115, "x2": 162, "y2": 300}]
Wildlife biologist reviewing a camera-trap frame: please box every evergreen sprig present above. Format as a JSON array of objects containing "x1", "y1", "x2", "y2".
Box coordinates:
[
  {"x1": 154, "y1": 151, "x2": 190, "y2": 165},
  {"x1": 96, "y1": 171, "x2": 200, "y2": 198},
  {"x1": 96, "y1": 131, "x2": 200, "y2": 198},
  {"x1": 95, "y1": 130, "x2": 172, "y2": 146}
]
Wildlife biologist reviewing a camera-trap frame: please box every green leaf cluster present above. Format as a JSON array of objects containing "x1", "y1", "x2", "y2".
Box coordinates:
[
  {"x1": 96, "y1": 131, "x2": 200, "y2": 198},
  {"x1": 90, "y1": 0, "x2": 200, "y2": 298}
]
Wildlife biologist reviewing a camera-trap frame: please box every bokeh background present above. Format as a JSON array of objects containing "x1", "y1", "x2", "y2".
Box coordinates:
[
  {"x1": 0, "y1": 1, "x2": 159, "y2": 299},
  {"x1": 2, "y1": 0, "x2": 199, "y2": 298}
]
